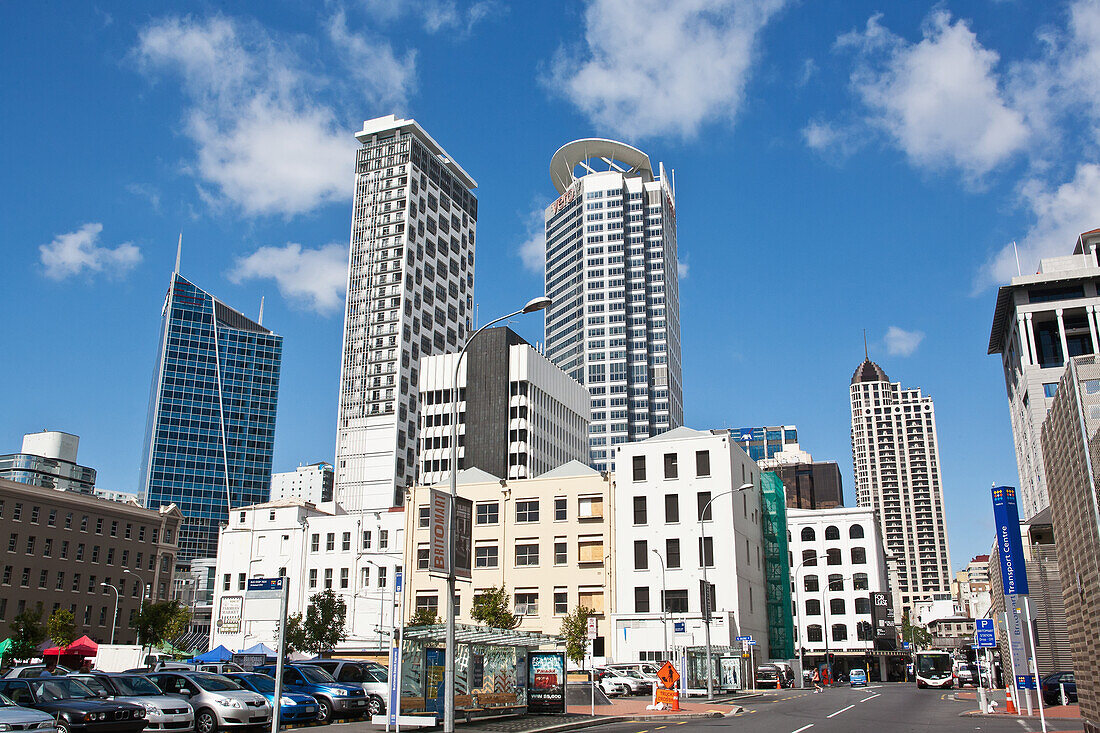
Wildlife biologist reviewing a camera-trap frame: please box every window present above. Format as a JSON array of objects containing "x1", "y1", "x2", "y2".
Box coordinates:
[
  {"x1": 803, "y1": 549, "x2": 817, "y2": 566},
  {"x1": 695, "y1": 450, "x2": 710, "y2": 477},
  {"x1": 362, "y1": 531, "x2": 372, "y2": 549},
  {"x1": 832, "y1": 624, "x2": 848, "y2": 642},
  {"x1": 632, "y1": 455, "x2": 646, "y2": 481},
  {"x1": 698, "y1": 536, "x2": 714, "y2": 567},
  {"x1": 514, "y1": 592, "x2": 538, "y2": 615},
  {"x1": 805, "y1": 599, "x2": 821, "y2": 615},
  {"x1": 666, "y1": 538, "x2": 681, "y2": 568},
  {"x1": 361, "y1": 567, "x2": 370, "y2": 587},
  {"x1": 326, "y1": 533, "x2": 335, "y2": 551},
  {"x1": 807, "y1": 625, "x2": 823, "y2": 642},
  {"x1": 577, "y1": 538, "x2": 603, "y2": 564},
  {"x1": 30, "y1": 507, "x2": 39, "y2": 524},
  {"x1": 804, "y1": 575, "x2": 819, "y2": 592},
  {"x1": 830, "y1": 598, "x2": 845, "y2": 615},
  {"x1": 800, "y1": 527, "x2": 816, "y2": 542},
  {"x1": 853, "y1": 573, "x2": 869, "y2": 591},
  {"x1": 310, "y1": 534, "x2": 320, "y2": 552},
  {"x1": 855, "y1": 598, "x2": 871, "y2": 615},
  {"x1": 635, "y1": 586, "x2": 650, "y2": 613},
  {"x1": 516, "y1": 500, "x2": 539, "y2": 523},
  {"x1": 664, "y1": 495, "x2": 679, "y2": 523},
  {"x1": 554, "y1": 590, "x2": 569, "y2": 615},
  {"x1": 554, "y1": 540, "x2": 567, "y2": 565},
  {"x1": 828, "y1": 574, "x2": 844, "y2": 591},
  {"x1": 578, "y1": 496, "x2": 603, "y2": 519},
  {"x1": 342, "y1": 532, "x2": 351, "y2": 551},
  {"x1": 851, "y1": 547, "x2": 867, "y2": 564},
  {"x1": 416, "y1": 595, "x2": 439, "y2": 614},
  {"x1": 95, "y1": 518, "x2": 103, "y2": 534},
  {"x1": 634, "y1": 540, "x2": 648, "y2": 569},
  {"x1": 47, "y1": 510, "x2": 55, "y2": 527},
  {"x1": 554, "y1": 498, "x2": 567, "y2": 521},
  {"x1": 663, "y1": 453, "x2": 678, "y2": 479},
  {"x1": 826, "y1": 548, "x2": 841, "y2": 565},
  {"x1": 324, "y1": 569, "x2": 333, "y2": 589},
  {"x1": 110, "y1": 521, "x2": 118, "y2": 537},
  {"x1": 475, "y1": 502, "x2": 499, "y2": 525},
  {"x1": 12, "y1": 504, "x2": 21, "y2": 521},
  {"x1": 475, "y1": 545, "x2": 498, "y2": 568},
  {"x1": 417, "y1": 546, "x2": 430, "y2": 570},
  {"x1": 237, "y1": 573, "x2": 246, "y2": 590},
  {"x1": 633, "y1": 497, "x2": 647, "y2": 525},
  {"x1": 849, "y1": 524, "x2": 865, "y2": 539},
  {"x1": 663, "y1": 590, "x2": 688, "y2": 613},
  {"x1": 6, "y1": 534, "x2": 14, "y2": 552},
  {"x1": 697, "y1": 492, "x2": 712, "y2": 521},
  {"x1": 419, "y1": 506, "x2": 430, "y2": 528},
  {"x1": 380, "y1": 531, "x2": 389, "y2": 549},
  {"x1": 515, "y1": 543, "x2": 539, "y2": 566},
  {"x1": 825, "y1": 526, "x2": 840, "y2": 541},
  {"x1": 223, "y1": 574, "x2": 230, "y2": 591},
  {"x1": 1044, "y1": 383, "x2": 1059, "y2": 398},
  {"x1": 60, "y1": 541, "x2": 68, "y2": 559},
  {"x1": 340, "y1": 568, "x2": 349, "y2": 589}
]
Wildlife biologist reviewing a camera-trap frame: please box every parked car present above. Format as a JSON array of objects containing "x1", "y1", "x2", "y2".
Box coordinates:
[
  {"x1": 848, "y1": 669, "x2": 868, "y2": 687},
  {"x1": 296, "y1": 659, "x2": 388, "y2": 715},
  {"x1": 0, "y1": 676, "x2": 147, "y2": 733},
  {"x1": 594, "y1": 668, "x2": 647, "y2": 695},
  {"x1": 587, "y1": 670, "x2": 628, "y2": 697},
  {"x1": 223, "y1": 673, "x2": 318, "y2": 726},
  {"x1": 69, "y1": 672, "x2": 194, "y2": 732},
  {"x1": 1042, "y1": 671, "x2": 1077, "y2": 706},
  {"x1": 953, "y1": 663, "x2": 978, "y2": 687},
  {"x1": 146, "y1": 670, "x2": 270, "y2": 733},
  {"x1": 191, "y1": 665, "x2": 245, "y2": 677},
  {"x1": 602, "y1": 664, "x2": 659, "y2": 692},
  {"x1": 254, "y1": 664, "x2": 368, "y2": 724},
  {"x1": 0, "y1": 691, "x2": 58, "y2": 731},
  {"x1": 4, "y1": 665, "x2": 75, "y2": 678},
  {"x1": 756, "y1": 664, "x2": 783, "y2": 688}
]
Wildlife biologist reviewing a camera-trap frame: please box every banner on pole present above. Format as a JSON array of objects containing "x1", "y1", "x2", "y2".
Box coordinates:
[
  {"x1": 992, "y1": 486, "x2": 1029, "y2": 596},
  {"x1": 429, "y1": 489, "x2": 451, "y2": 577}
]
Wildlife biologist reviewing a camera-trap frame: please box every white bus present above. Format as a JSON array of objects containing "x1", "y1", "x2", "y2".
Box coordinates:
[{"x1": 914, "y1": 651, "x2": 954, "y2": 689}]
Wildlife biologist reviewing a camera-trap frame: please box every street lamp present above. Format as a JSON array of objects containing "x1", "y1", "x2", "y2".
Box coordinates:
[
  {"x1": 123, "y1": 569, "x2": 147, "y2": 646},
  {"x1": 651, "y1": 549, "x2": 669, "y2": 661},
  {"x1": 101, "y1": 582, "x2": 120, "y2": 645},
  {"x1": 698, "y1": 482, "x2": 754, "y2": 700},
  {"x1": 790, "y1": 552, "x2": 820, "y2": 688},
  {"x1": 444, "y1": 295, "x2": 551, "y2": 733}
]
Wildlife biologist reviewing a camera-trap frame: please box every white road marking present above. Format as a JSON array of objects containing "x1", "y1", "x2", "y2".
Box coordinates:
[
  {"x1": 1016, "y1": 721, "x2": 1033, "y2": 732},
  {"x1": 792, "y1": 725, "x2": 814, "y2": 733},
  {"x1": 860, "y1": 693, "x2": 881, "y2": 702},
  {"x1": 827, "y1": 705, "x2": 855, "y2": 719}
]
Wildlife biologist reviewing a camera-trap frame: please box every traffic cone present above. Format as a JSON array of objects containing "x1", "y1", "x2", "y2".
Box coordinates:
[
  {"x1": 776, "y1": 678, "x2": 781, "y2": 690},
  {"x1": 1005, "y1": 687, "x2": 1016, "y2": 714},
  {"x1": 671, "y1": 690, "x2": 680, "y2": 712}
]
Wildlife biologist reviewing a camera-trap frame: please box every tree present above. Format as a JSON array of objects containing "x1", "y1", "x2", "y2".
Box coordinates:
[
  {"x1": 559, "y1": 606, "x2": 595, "y2": 667},
  {"x1": 470, "y1": 587, "x2": 520, "y2": 630},
  {"x1": 408, "y1": 607, "x2": 439, "y2": 627},
  {"x1": 302, "y1": 590, "x2": 347, "y2": 655},
  {"x1": 134, "y1": 601, "x2": 191, "y2": 647},
  {"x1": 46, "y1": 609, "x2": 76, "y2": 661},
  {"x1": 9, "y1": 605, "x2": 46, "y2": 663},
  {"x1": 284, "y1": 613, "x2": 308, "y2": 656},
  {"x1": 900, "y1": 611, "x2": 932, "y2": 649}
]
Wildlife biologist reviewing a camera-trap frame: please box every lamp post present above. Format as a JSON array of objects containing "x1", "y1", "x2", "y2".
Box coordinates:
[
  {"x1": 651, "y1": 549, "x2": 669, "y2": 661},
  {"x1": 698, "y1": 482, "x2": 754, "y2": 700},
  {"x1": 123, "y1": 569, "x2": 147, "y2": 646},
  {"x1": 444, "y1": 295, "x2": 552, "y2": 733},
  {"x1": 101, "y1": 582, "x2": 120, "y2": 644},
  {"x1": 790, "y1": 552, "x2": 820, "y2": 688},
  {"x1": 366, "y1": 560, "x2": 385, "y2": 652}
]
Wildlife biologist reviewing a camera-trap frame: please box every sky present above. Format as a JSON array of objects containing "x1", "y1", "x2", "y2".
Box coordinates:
[{"x1": 4, "y1": 0, "x2": 1099, "y2": 575}]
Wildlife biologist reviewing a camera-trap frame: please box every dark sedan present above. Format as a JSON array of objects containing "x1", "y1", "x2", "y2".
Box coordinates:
[
  {"x1": 0, "y1": 677, "x2": 147, "y2": 733},
  {"x1": 1041, "y1": 671, "x2": 1077, "y2": 705}
]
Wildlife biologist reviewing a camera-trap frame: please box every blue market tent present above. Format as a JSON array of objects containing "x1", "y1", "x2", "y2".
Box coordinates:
[
  {"x1": 238, "y1": 643, "x2": 276, "y2": 658},
  {"x1": 189, "y1": 644, "x2": 234, "y2": 663}
]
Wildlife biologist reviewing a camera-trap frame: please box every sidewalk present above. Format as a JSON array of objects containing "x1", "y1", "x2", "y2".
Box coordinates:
[
  {"x1": 957, "y1": 689, "x2": 1082, "y2": 724},
  {"x1": 567, "y1": 695, "x2": 739, "y2": 718}
]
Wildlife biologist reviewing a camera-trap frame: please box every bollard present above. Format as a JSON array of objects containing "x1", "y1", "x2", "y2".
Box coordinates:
[{"x1": 1061, "y1": 682, "x2": 1067, "y2": 707}]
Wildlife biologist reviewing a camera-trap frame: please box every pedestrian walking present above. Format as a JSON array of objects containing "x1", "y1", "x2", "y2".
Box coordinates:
[{"x1": 812, "y1": 667, "x2": 822, "y2": 693}]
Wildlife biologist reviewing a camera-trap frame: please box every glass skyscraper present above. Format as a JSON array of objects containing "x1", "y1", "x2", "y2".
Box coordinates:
[{"x1": 139, "y1": 271, "x2": 282, "y2": 562}]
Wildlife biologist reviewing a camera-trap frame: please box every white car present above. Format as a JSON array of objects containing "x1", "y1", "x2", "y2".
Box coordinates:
[
  {"x1": 596, "y1": 668, "x2": 649, "y2": 695},
  {"x1": 0, "y1": 693, "x2": 56, "y2": 731}
]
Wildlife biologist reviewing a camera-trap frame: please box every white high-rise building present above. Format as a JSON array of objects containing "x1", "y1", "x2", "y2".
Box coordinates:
[
  {"x1": 336, "y1": 115, "x2": 477, "y2": 511},
  {"x1": 417, "y1": 326, "x2": 589, "y2": 485},
  {"x1": 543, "y1": 139, "x2": 683, "y2": 472},
  {"x1": 988, "y1": 228, "x2": 1100, "y2": 520},
  {"x1": 849, "y1": 357, "x2": 952, "y2": 617},
  {"x1": 270, "y1": 462, "x2": 334, "y2": 505}
]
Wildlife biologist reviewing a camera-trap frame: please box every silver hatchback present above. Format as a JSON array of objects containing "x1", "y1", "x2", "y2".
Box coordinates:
[{"x1": 147, "y1": 671, "x2": 270, "y2": 733}]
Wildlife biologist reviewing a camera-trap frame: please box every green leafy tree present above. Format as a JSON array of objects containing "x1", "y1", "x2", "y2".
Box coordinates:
[
  {"x1": 303, "y1": 590, "x2": 347, "y2": 655},
  {"x1": 283, "y1": 613, "x2": 308, "y2": 656},
  {"x1": 408, "y1": 607, "x2": 439, "y2": 627},
  {"x1": 9, "y1": 605, "x2": 46, "y2": 663},
  {"x1": 134, "y1": 601, "x2": 192, "y2": 647},
  {"x1": 46, "y1": 609, "x2": 76, "y2": 661},
  {"x1": 900, "y1": 611, "x2": 932, "y2": 649},
  {"x1": 470, "y1": 587, "x2": 519, "y2": 630},
  {"x1": 559, "y1": 606, "x2": 595, "y2": 667}
]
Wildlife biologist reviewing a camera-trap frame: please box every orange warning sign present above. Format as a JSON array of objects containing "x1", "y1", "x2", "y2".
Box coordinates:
[
  {"x1": 655, "y1": 688, "x2": 677, "y2": 704},
  {"x1": 656, "y1": 661, "x2": 680, "y2": 689}
]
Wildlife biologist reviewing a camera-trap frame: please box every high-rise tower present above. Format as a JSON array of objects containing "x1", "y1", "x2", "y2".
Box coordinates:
[
  {"x1": 543, "y1": 139, "x2": 683, "y2": 471},
  {"x1": 336, "y1": 115, "x2": 477, "y2": 510},
  {"x1": 139, "y1": 270, "x2": 282, "y2": 562},
  {"x1": 849, "y1": 357, "x2": 951, "y2": 616}
]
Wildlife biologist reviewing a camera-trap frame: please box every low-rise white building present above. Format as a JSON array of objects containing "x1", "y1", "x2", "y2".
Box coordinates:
[
  {"x1": 210, "y1": 499, "x2": 405, "y2": 657},
  {"x1": 269, "y1": 462, "x2": 334, "y2": 505},
  {"x1": 786, "y1": 507, "x2": 891, "y2": 678},
  {"x1": 609, "y1": 427, "x2": 769, "y2": 689}
]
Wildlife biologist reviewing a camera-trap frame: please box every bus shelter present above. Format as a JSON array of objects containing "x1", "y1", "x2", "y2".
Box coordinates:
[
  {"x1": 683, "y1": 645, "x2": 744, "y2": 693},
  {"x1": 399, "y1": 624, "x2": 565, "y2": 719}
]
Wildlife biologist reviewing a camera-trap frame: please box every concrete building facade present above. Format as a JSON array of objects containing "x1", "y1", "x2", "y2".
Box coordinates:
[
  {"x1": 849, "y1": 358, "x2": 951, "y2": 617},
  {"x1": 543, "y1": 139, "x2": 683, "y2": 472},
  {"x1": 417, "y1": 327, "x2": 589, "y2": 485},
  {"x1": 335, "y1": 115, "x2": 477, "y2": 511},
  {"x1": 0, "y1": 430, "x2": 96, "y2": 494},
  {"x1": 951, "y1": 555, "x2": 992, "y2": 621},
  {"x1": 270, "y1": 463, "x2": 334, "y2": 505}
]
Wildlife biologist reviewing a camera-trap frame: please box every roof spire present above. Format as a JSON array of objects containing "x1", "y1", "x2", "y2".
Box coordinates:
[
  {"x1": 863, "y1": 329, "x2": 868, "y2": 360},
  {"x1": 174, "y1": 232, "x2": 182, "y2": 274},
  {"x1": 258, "y1": 296, "x2": 265, "y2": 326}
]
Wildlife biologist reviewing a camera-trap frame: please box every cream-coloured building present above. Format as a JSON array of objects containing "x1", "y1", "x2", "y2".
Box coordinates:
[{"x1": 403, "y1": 462, "x2": 615, "y2": 664}]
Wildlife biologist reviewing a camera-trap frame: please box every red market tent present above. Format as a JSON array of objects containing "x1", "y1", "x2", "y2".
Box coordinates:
[{"x1": 42, "y1": 635, "x2": 98, "y2": 657}]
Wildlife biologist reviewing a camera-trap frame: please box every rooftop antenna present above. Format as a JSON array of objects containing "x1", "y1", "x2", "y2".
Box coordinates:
[
  {"x1": 258, "y1": 296, "x2": 265, "y2": 326},
  {"x1": 1012, "y1": 240, "x2": 1022, "y2": 277},
  {"x1": 863, "y1": 329, "x2": 869, "y2": 360},
  {"x1": 174, "y1": 233, "x2": 182, "y2": 274}
]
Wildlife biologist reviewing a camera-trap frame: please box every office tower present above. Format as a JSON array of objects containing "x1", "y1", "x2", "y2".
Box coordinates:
[
  {"x1": 1040, "y1": 354, "x2": 1100, "y2": 729},
  {"x1": 849, "y1": 357, "x2": 951, "y2": 616},
  {"x1": 0, "y1": 430, "x2": 96, "y2": 493},
  {"x1": 417, "y1": 326, "x2": 589, "y2": 485},
  {"x1": 759, "y1": 457, "x2": 844, "y2": 510},
  {"x1": 988, "y1": 228, "x2": 1100, "y2": 520},
  {"x1": 139, "y1": 269, "x2": 282, "y2": 563},
  {"x1": 270, "y1": 462, "x2": 334, "y2": 505},
  {"x1": 732, "y1": 425, "x2": 800, "y2": 461},
  {"x1": 543, "y1": 139, "x2": 683, "y2": 471},
  {"x1": 336, "y1": 115, "x2": 477, "y2": 510}
]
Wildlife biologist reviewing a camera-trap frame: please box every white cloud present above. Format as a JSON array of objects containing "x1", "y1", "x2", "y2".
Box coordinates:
[
  {"x1": 838, "y1": 11, "x2": 1028, "y2": 181},
  {"x1": 547, "y1": 0, "x2": 788, "y2": 139},
  {"x1": 126, "y1": 183, "x2": 162, "y2": 212},
  {"x1": 229, "y1": 242, "x2": 349, "y2": 314},
  {"x1": 884, "y1": 326, "x2": 925, "y2": 357},
  {"x1": 135, "y1": 14, "x2": 414, "y2": 217},
  {"x1": 39, "y1": 223, "x2": 142, "y2": 281},
  {"x1": 359, "y1": 0, "x2": 499, "y2": 34},
  {"x1": 677, "y1": 260, "x2": 689, "y2": 279},
  {"x1": 978, "y1": 163, "x2": 1100, "y2": 288},
  {"x1": 327, "y1": 11, "x2": 416, "y2": 109},
  {"x1": 517, "y1": 203, "x2": 549, "y2": 273}
]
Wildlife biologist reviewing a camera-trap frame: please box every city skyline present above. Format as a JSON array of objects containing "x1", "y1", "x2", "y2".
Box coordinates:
[{"x1": 9, "y1": 2, "x2": 1099, "y2": 571}]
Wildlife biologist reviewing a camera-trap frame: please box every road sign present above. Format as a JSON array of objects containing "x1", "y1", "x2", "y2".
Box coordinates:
[
  {"x1": 975, "y1": 618, "x2": 994, "y2": 632},
  {"x1": 1016, "y1": 674, "x2": 1037, "y2": 690},
  {"x1": 975, "y1": 630, "x2": 996, "y2": 648},
  {"x1": 586, "y1": 617, "x2": 597, "y2": 640},
  {"x1": 735, "y1": 635, "x2": 753, "y2": 642},
  {"x1": 395, "y1": 570, "x2": 403, "y2": 594},
  {"x1": 902, "y1": 641, "x2": 911, "y2": 649},
  {"x1": 246, "y1": 577, "x2": 285, "y2": 599},
  {"x1": 673, "y1": 621, "x2": 686, "y2": 633},
  {"x1": 656, "y1": 661, "x2": 680, "y2": 689}
]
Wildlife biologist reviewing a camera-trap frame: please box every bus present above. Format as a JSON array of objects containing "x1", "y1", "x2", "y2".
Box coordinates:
[{"x1": 914, "y1": 651, "x2": 954, "y2": 689}]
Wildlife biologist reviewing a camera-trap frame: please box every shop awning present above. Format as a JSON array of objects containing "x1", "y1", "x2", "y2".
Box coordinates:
[{"x1": 402, "y1": 623, "x2": 562, "y2": 648}]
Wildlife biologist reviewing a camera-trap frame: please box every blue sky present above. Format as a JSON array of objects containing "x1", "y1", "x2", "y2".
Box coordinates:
[{"x1": 4, "y1": 0, "x2": 1099, "y2": 574}]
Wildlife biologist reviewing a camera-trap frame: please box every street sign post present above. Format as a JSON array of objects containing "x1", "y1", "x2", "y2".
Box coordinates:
[
  {"x1": 673, "y1": 621, "x2": 685, "y2": 633},
  {"x1": 587, "y1": 617, "x2": 597, "y2": 640}
]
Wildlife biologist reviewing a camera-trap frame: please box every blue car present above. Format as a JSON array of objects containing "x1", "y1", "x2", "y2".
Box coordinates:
[
  {"x1": 225, "y1": 672, "x2": 320, "y2": 725},
  {"x1": 849, "y1": 668, "x2": 868, "y2": 687},
  {"x1": 255, "y1": 664, "x2": 369, "y2": 724}
]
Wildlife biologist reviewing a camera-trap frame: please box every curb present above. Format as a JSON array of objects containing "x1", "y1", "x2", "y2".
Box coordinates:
[
  {"x1": 521, "y1": 709, "x2": 741, "y2": 732},
  {"x1": 959, "y1": 710, "x2": 1083, "y2": 722}
]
